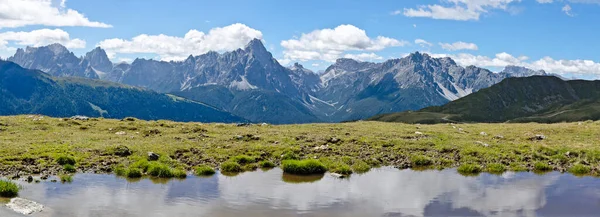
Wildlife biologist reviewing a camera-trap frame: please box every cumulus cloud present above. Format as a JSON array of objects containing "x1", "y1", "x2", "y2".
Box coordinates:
[
  {"x1": 0, "y1": 28, "x2": 85, "y2": 53},
  {"x1": 562, "y1": 4, "x2": 575, "y2": 16},
  {"x1": 399, "y1": 0, "x2": 519, "y2": 21},
  {"x1": 415, "y1": 39, "x2": 433, "y2": 48},
  {"x1": 439, "y1": 41, "x2": 479, "y2": 51},
  {"x1": 97, "y1": 23, "x2": 263, "y2": 61},
  {"x1": 280, "y1": 24, "x2": 407, "y2": 62},
  {"x1": 0, "y1": 0, "x2": 111, "y2": 28},
  {"x1": 430, "y1": 52, "x2": 600, "y2": 76},
  {"x1": 343, "y1": 53, "x2": 383, "y2": 61}
]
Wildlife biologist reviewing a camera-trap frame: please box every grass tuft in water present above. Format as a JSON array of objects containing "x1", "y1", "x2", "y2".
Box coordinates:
[
  {"x1": 147, "y1": 162, "x2": 174, "y2": 178},
  {"x1": 220, "y1": 161, "x2": 242, "y2": 173},
  {"x1": 568, "y1": 164, "x2": 591, "y2": 175},
  {"x1": 60, "y1": 174, "x2": 73, "y2": 183},
  {"x1": 259, "y1": 160, "x2": 276, "y2": 168},
  {"x1": 486, "y1": 163, "x2": 506, "y2": 174},
  {"x1": 282, "y1": 159, "x2": 327, "y2": 175},
  {"x1": 56, "y1": 155, "x2": 76, "y2": 165},
  {"x1": 410, "y1": 155, "x2": 433, "y2": 167},
  {"x1": 172, "y1": 169, "x2": 187, "y2": 178},
  {"x1": 0, "y1": 180, "x2": 19, "y2": 197},
  {"x1": 63, "y1": 164, "x2": 76, "y2": 173},
  {"x1": 457, "y1": 164, "x2": 481, "y2": 175},
  {"x1": 351, "y1": 160, "x2": 371, "y2": 174},
  {"x1": 330, "y1": 163, "x2": 353, "y2": 175},
  {"x1": 533, "y1": 162, "x2": 553, "y2": 172},
  {"x1": 195, "y1": 165, "x2": 216, "y2": 176}
]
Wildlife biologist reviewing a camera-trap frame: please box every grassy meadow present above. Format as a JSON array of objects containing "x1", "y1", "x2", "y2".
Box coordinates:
[{"x1": 1, "y1": 115, "x2": 600, "y2": 179}]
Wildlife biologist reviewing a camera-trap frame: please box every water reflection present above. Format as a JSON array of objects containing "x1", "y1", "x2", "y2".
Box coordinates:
[{"x1": 1, "y1": 167, "x2": 599, "y2": 217}]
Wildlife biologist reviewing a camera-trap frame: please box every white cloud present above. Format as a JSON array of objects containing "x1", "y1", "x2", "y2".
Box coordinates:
[
  {"x1": 0, "y1": 28, "x2": 85, "y2": 53},
  {"x1": 311, "y1": 63, "x2": 320, "y2": 67},
  {"x1": 0, "y1": 0, "x2": 111, "y2": 28},
  {"x1": 439, "y1": 41, "x2": 479, "y2": 51},
  {"x1": 415, "y1": 39, "x2": 433, "y2": 48},
  {"x1": 97, "y1": 23, "x2": 263, "y2": 61},
  {"x1": 562, "y1": 4, "x2": 575, "y2": 16},
  {"x1": 281, "y1": 24, "x2": 407, "y2": 62},
  {"x1": 343, "y1": 53, "x2": 383, "y2": 61},
  {"x1": 430, "y1": 52, "x2": 600, "y2": 76},
  {"x1": 537, "y1": 0, "x2": 553, "y2": 3},
  {"x1": 400, "y1": 0, "x2": 519, "y2": 21}
]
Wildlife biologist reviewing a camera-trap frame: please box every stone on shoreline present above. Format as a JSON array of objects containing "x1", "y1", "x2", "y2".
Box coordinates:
[{"x1": 6, "y1": 198, "x2": 44, "y2": 215}]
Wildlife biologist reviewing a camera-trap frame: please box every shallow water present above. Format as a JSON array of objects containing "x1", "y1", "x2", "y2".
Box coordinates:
[{"x1": 2, "y1": 167, "x2": 600, "y2": 217}]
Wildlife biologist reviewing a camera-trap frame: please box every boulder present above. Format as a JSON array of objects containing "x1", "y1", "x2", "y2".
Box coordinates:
[
  {"x1": 480, "y1": 132, "x2": 488, "y2": 136},
  {"x1": 115, "y1": 131, "x2": 127, "y2": 136},
  {"x1": 327, "y1": 137, "x2": 341, "y2": 144},
  {"x1": 70, "y1": 115, "x2": 89, "y2": 121},
  {"x1": 493, "y1": 135, "x2": 505, "y2": 139},
  {"x1": 475, "y1": 141, "x2": 489, "y2": 147},
  {"x1": 529, "y1": 134, "x2": 546, "y2": 141},
  {"x1": 147, "y1": 152, "x2": 160, "y2": 161},
  {"x1": 114, "y1": 145, "x2": 132, "y2": 157},
  {"x1": 6, "y1": 198, "x2": 44, "y2": 215}
]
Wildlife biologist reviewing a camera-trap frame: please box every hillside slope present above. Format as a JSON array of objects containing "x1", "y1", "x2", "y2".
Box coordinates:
[
  {"x1": 369, "y1": 76, "x2": 600, "y2": 123},
  {"x1": 0, "y1": 60, "x2": 243, "y2": 122}
]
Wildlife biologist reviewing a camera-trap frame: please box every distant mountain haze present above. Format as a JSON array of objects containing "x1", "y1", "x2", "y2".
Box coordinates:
[{"x1": 6, "y1": 39, "x2": 554, "y2": 123}]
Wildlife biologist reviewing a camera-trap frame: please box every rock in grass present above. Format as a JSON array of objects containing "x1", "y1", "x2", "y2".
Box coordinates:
[
  {"x1": 113, "y1": 145, "x2": 132, "y2": 157},
  {"x1": 474, "y1": 141, "x2": 489, "y2": 147},
  {"x1": 480, "y1": 132, "x2": 487, "y2": 136},
  {"x1": 529, "y1": 134, "x2": 546, "y2": 141},
  {"x1": 330, "y1": 173, "x2": 347, "y2": 178},
  {"x1": 147, "y1": 152, "x2": 160, "y2": 161},
  {"x1": 70, "y1": 115, "x2": 89, "y2": 121},
  {"x1": 6, "y1": 198, "x2": 44, "y2": 215},
  {"x1": 115, "y1": 131, "x2": 127, "y2": 136},
  {"x1": 493, "y1": 135, "x2": 504, "y2": 139}
]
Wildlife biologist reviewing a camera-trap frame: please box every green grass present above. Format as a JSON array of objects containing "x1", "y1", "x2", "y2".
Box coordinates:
[
  {"x1": 410, "y1": 155, "x2": 433, "y2": 167},
  {"x1": 147, "y1": 162, "x2": 174, "y2": 178},
  {"x1": 195, "y1": 165, "x2": 216, "y2": 176},
  {"x1": 533, "y1": 162, "x2": 553, "y2": 172},
  {"x1": 60, "y1": 174, "x2": 73, "y2": 183},
  {"x1": 330, "y1": 163, "x2": 353, "y2": 175},
  {"x1": 231, "y1": 155, "x2": 256, "y2": 165},
  {"x1": 125, "y1": 168, "x2": 143, "y2": 178},
  {"x1": 259, "y1": 160, "x2": 276, "y2": 168},
  {"x1": 220, "y1": 161, "x2": 242, "y2": 173},
  {"x1": 2, "y1": 115, "x2": 600, "y2": 178},
  {"x1": 172, "y1": 169, "x2": 187, "y2": 178},
  {"x1": 0, "y1": 180, "x2": 19, "y2": 197},
  {"x1": 281, "y1": 159, "x2": 327, "y2": 175},
  {"x1": 63, "y1": 164, "x2": 76, "y2": 173},
  {"x1": 351, "y1": 160, "x2": 371, "y2": 173},
  {"x1": 568, "y1": 164, "x2": 591, "y2": 175},
  {"x1": 486, "y1": 163, "x2": 506, "y2": 174},
  {"x1": 457, "y1": 164, "x2": 482, "y2": 175},
  {"x1": 56, "y1": 155, "x2": 76, "y2": 165}
]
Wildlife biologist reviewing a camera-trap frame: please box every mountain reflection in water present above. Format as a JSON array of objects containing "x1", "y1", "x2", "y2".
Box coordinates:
[{"x1": 2, "y1": 167, "x2": 600, "y2": 217}]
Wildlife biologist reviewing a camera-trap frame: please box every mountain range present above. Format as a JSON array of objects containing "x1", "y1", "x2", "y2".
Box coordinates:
[
  {"x1": 369, "y1": 76, "x2": 600, "y2": 123},
  {"x1": 5, "y1": 39, "x2": 552, "y2": 124},
  {"x1": 0, "y1": 60, "x2": 243, "y2": 123}
]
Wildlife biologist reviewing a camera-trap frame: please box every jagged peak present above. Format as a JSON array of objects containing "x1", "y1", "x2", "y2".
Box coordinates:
[
  {"x1": 244, "y1": 38, "x2": 267, "y2": 52},
  {"x1": 46, "y1": 43, "x2": 69, "y2": 55}
]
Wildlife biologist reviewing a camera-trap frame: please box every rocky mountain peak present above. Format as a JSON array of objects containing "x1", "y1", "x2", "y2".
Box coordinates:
[
  {"x1": 46, "y1": 43, "x2": 69, "y2": 55},
  {"x1": 243, "y1": 38, "x2": 271, "y2": 63},
  {"x1": 501, "y1": 65, "x2": 547, "y2": 77}
]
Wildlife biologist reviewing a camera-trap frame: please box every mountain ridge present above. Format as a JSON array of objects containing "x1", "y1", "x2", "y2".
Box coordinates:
[{"x1": 6, "y1": 40, "x2": 556, "y2": 123}]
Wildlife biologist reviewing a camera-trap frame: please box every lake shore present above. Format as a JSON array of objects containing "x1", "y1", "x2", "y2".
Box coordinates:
[{"x1": 1, "y1": 115, "x2": 599, "y2": 179}]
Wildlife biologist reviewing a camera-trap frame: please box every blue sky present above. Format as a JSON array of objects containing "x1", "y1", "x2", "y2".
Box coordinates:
[{"x1": 1, "y1": 0, "x2": 600, "y2": 78}]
